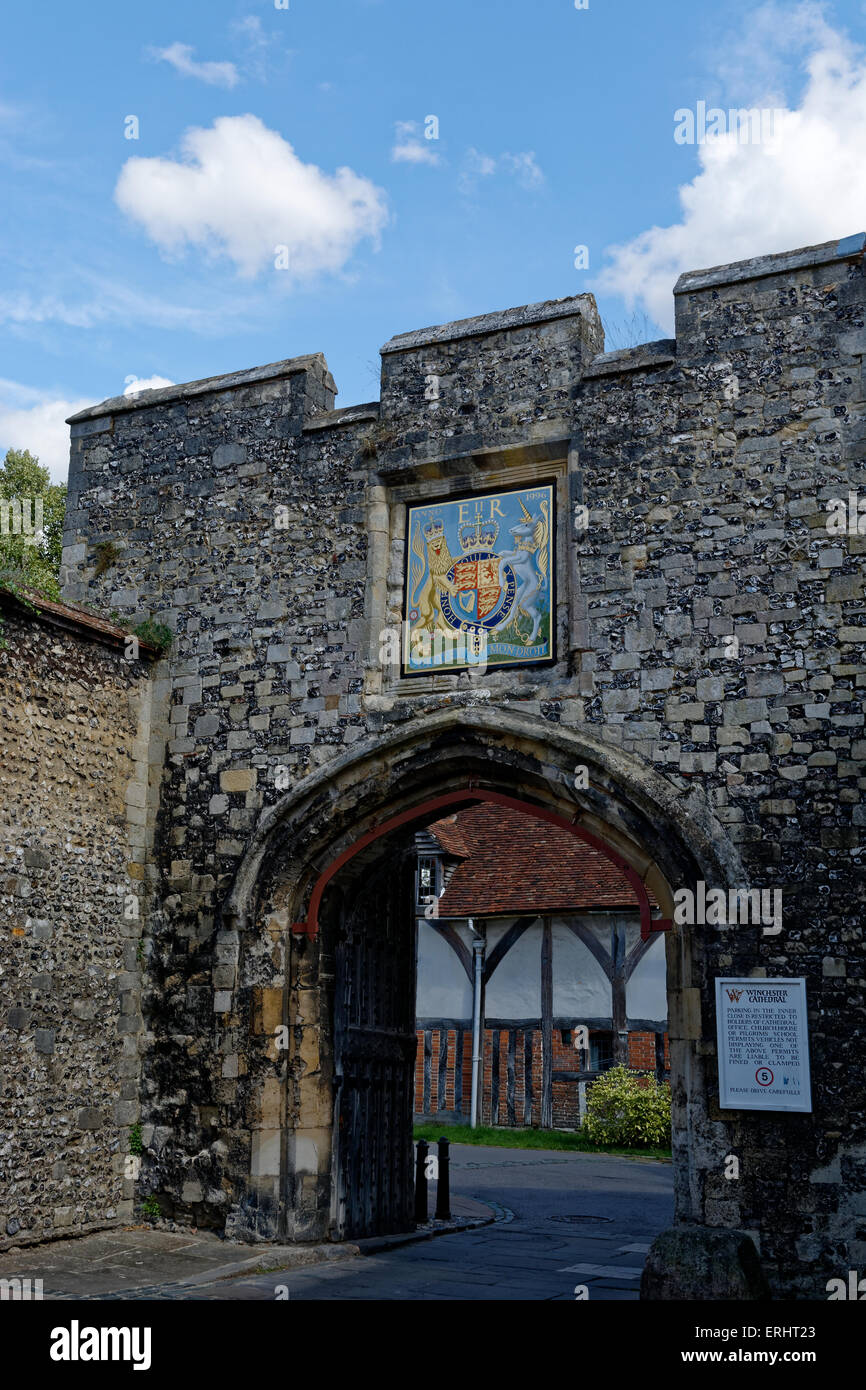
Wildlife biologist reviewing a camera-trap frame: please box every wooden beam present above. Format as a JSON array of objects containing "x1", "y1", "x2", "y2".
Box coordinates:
[
  {"x1": 624, "y1": 929, "x2": 661, "y2": 982},
  {"x1": 563, "y1": 919, "x2": 613, "y2": 978},
  {"x1": 483, "y1": 915, "x2": 537, "y2": 983},
  {"x1": 426, "y1": 919, "x2": 474, "y2": 981},
  {"x1": 611, "y1": 921, "x2": 628, "y2": 1066},
  {"x1": 506, "y1": 1031, "x2": 516, "y2": 1126}
]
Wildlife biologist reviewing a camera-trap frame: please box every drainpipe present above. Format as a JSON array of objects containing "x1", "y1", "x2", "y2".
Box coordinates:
[{"x1": 470, "y1": 920, "x2": 485, "y2": 1129}]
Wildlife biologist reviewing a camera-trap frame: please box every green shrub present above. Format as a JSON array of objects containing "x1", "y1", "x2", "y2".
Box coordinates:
[
  {"x1": 583, "y1": 1065, "x2": 672, "y2": 1148},
  {"x1": 128, "y1": 1123, "x2": 143, "y2": 1157},
  {"x1": 141, "y1": 1195, "x2": 161, "y2": 1221}
]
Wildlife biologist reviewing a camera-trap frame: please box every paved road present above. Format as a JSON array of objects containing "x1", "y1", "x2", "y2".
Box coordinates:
[{"x1": 184, "y1": 1145, "x2": 674, "y2": 1301}]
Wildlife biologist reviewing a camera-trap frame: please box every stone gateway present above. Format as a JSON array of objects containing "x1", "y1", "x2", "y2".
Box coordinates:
[{"x1": 1, "y1": 232, "x2": 864, "y2": 1300}]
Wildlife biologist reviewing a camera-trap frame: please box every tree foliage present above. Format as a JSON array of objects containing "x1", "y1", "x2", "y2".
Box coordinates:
[{"x1": 0, "y1": 448, "x2": 67, "y2": 600}]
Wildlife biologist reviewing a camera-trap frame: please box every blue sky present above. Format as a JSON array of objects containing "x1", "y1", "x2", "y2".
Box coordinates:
[{"x1": 2, "y1": 0, "x2": 866, "y2": 479}]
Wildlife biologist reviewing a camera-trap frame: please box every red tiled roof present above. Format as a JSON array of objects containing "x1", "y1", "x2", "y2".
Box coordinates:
[
  {"x1": 426, "y1": 815, "x2": 469, "y2": 858},
  {"x1": 0, "y1": 586, "x2": 160, "y2": 654},
  {"x1": 429, "y1": 802, "x2": 649, "y2": 916}
]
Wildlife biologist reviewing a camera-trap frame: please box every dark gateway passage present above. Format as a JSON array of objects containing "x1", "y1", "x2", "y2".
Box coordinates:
[{"x1": 330, "y1": 850, "x2": 418, "y2": 1240}]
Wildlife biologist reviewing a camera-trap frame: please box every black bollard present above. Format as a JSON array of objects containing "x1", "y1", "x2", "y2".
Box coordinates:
[
  {"x1": 414, "y1": 1139, "x2": 429, "y2": 1224},
  {"x1": 434, "y1": 1136, "x2": 451, "y2": 1221}
]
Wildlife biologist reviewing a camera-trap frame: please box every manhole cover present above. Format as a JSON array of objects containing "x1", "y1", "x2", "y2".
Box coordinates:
[{"x1": 549, "y1": 1214, "x2": 613, "y2": 1223}]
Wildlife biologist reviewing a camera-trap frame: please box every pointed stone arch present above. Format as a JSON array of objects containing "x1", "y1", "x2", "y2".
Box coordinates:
[
  {"x1": 224, "y1": 706, "x2": 743, "y2": 933},
  {"x1": 224, "y1": 708, "x2": 746, "y2": 1249}
]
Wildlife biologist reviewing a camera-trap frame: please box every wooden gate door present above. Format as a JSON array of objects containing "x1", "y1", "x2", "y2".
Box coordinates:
[{"x1": 332, "y1": 852, "x2": 417, "y2": 1239}]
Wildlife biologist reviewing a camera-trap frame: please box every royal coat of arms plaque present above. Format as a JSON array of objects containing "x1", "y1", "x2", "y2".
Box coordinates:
[{"x1": 402, "y1": 483, "x2": 555, "y2": 675}]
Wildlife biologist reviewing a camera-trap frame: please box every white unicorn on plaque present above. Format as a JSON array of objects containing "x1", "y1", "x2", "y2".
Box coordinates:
[{"x1": 495, "y1": 497, "x2": 550, "y2": 646}]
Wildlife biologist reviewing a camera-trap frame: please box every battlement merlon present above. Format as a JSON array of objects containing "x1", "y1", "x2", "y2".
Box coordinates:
[
  {"x1": 673, "y1": 232, "x2": 866, "y2": 296},
  {"x1": 375, "y1": 294, "x2": 604, "y2": 473},
  {"x1": 63, "y1": 233, "x2": 866, "y2": 435},
  {"x1": 66, "y1": 351, "x2": 337, "y2": 433},
  {"x1": 59, "y1": 231, "x2": 866, "y2": 591},
  {"x1": 673, "y1": 232, "x2": 866, "y2": 345},
  {"x1": 380, "y1": 292, "x2": 603, "y2": 356}
]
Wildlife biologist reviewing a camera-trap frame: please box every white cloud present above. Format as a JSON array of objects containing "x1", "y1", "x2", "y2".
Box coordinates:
[
  {"x1": 595, "y1": 5, "x2": 866, "y2": 332},
  {"x1": 458, "y1": 148, "x2": 497, "y2": 194},
  {"x1": 712, "y1": 1, "x2": 837, "y2": 106},
  {"x1": 0, "y1": 293, "x2": 96, "y2": 329},
  {"x1": 115, "y1": 115, "x2": 389, "y2": 279},
  {"x1": 0, "y1": 381, "x2": 94, "y2": 483},
  {"x1": 123, "y1": 375, "x2": 175, "y2": 396},
  {"x1": 0, "y1": 278, "x2": 248, "y2": 334},
  {"x1": 229, "y1": 15, "x2": 289, "y2": 83},
  {"x1": 462, "y1": 148, "x2": 496, "y2": 179},
  {"x1": 233, "y1": 16, "x2": 265, "y2": 45},
  {"x1": 152, "y1": 42, "x2": 239, "y2": 89},
  {"x1": 459, "y1": 147, "x2": 543, "y2": 193},
  {"x1": 391, "y1": 121, "x2": 441, "y2": 166},
  {"x1": 501, "y1": 151, "x2": 544, "y2": 188}
]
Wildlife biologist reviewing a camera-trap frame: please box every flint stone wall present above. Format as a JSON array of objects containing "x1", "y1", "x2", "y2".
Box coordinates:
[
  {"x1": 57, "y1": 234, "x2": 866, "y2": 1295},
  {"x1": 0, "y1": 598, "x2": 159, "y2": 1249}
]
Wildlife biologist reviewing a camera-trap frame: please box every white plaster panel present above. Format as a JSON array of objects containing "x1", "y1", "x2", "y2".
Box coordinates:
[
  {"x1": 415, "y1": 920, "x2": 472, "y2": 1019},
  {"x1": 627, "y1": 935, "x2": 668, "y2": 1024},
  {"x1": 551, "y1": 919, "x2": 611, "y2": 1017},
  {"x1": 485, "y1": 921, "x2": 541, "y2": 1017}
]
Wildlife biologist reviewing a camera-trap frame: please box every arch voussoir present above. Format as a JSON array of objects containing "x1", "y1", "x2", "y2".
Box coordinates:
[{"x1": 224, "y1": 706, "x2": 744, "y2": 937}]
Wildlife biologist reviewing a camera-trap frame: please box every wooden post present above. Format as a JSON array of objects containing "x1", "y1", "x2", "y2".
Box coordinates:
[
  {"x1": 435, "y1": 1137, "x2": 451, "y2": 1220},
  {"x1": 541, "y1": 917, "x2": 553, "y2": 1128},
  {"x1": 655, "y1": 1031, "x2": 666, "y2": 1084},
  {"x1": 414, "y1": 1139, "x2": 428, "y2": 1224},
  {"x1": 611, "y1": 919, "x2": 628, "y2": 1066}
]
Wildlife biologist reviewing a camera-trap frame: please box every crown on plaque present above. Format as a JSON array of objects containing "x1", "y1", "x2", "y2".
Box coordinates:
[
  {"x1": 479, "y1": 520, "x2": 499, "y2": 548},
  {"x1": 459, "y1": 520, "x2": 481, "y2": 551},
  {"x1": 423, "y1": 519, "x2": 444, "y2": 541}
]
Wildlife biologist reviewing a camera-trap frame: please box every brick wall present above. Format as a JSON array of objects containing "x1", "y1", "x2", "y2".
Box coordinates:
[
  {"x1": 415, "y1": 1024, "x2": 670, "y2": 1127},
  {"x1": 628, "y1": 1030, "x2": 670, "y2": 1072}
]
